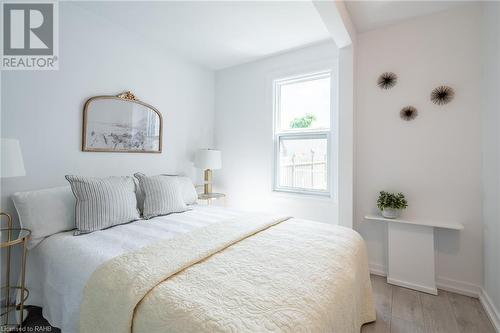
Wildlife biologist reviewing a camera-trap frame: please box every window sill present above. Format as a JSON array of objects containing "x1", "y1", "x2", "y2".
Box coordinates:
[{"x1": 271, "y1": 188, "x2": 336, "y2": 203}]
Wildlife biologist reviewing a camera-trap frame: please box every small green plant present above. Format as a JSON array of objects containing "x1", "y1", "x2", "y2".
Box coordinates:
[
  {"x1": 290, "y1": 113, "x2": 317, "y2": 129},
  {"x1": 377, "y1": 191, "x2": 408, "y2": 211}
]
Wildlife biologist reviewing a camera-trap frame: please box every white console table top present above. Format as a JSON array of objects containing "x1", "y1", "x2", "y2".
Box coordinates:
[{"x1": 364, "y1": 214, "x2": 464, "y2": 230}]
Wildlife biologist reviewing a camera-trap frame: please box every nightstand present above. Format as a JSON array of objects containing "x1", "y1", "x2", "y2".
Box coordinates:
[{"x1": 197, "y1": 192, "x2": 226, "y2": 206}]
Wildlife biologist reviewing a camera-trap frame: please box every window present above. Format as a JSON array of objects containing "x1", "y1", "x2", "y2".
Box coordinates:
[{"x1": 273, "y1": 71, "x2": 332, "y2": 196}]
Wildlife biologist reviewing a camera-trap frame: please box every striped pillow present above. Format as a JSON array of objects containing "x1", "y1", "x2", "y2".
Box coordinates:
[
  {"x1": 65, "y1": 175, "x2": 140, "y2": 235},
  {"x1": 134, "y1": 173, "x2": 187, "y2": 219}
]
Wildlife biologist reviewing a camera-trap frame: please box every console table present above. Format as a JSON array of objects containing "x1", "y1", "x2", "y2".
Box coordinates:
[{"x1": 364, "y1": 214, "x2": 464, "y2": 295}]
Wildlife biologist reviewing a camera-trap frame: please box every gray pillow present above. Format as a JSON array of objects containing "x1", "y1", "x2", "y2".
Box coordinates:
[
  {"x1": 65, "y1": 175, "x2": 140, "y2": 235},
  {"x1": 134, "y1": 173, "x2": 188, "y2": 219},
  {"x1": 133, "y1": 177, "x2": 145, "y2": 214},
  {"x1": 134, "y1": 175, "x2": 197, "y2": 215}
]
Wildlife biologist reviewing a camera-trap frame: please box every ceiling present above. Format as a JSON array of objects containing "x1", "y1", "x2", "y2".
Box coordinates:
[
  {"x1": 75, "y1": 1, "x2": 332, "y2": 70},
  {"x1": 345, "y1": 1, "x2": 467, "y2": 33}
]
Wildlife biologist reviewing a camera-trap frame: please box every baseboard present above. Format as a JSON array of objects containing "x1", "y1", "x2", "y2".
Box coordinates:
[
  {"x1": 436, "y1": 276, "x2": 481, "y2": 298},
  {"x1": 369, "y1": 262, "x2": 386, "y2": 277},
  {"x1": 387, "y1": 277, "x2": 438, "y2": 295},
  {"x1": 480, "y1": 288, "x2": 500, "y2": 332},
  {"x1": 369, "y1": 262, "x2": 481, "y2": 298}
]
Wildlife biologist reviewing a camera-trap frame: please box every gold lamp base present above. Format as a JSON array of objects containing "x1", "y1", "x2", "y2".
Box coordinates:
[{"x1": 203, "y1": 169, "x2": 213, "y2": 195}]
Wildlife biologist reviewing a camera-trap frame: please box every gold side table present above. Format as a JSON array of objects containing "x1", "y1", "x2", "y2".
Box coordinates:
[
  {"x1": 198, "y1": 192, "x2": 226, "y2": 207},
  {"x1": 1, "y1": 212, "x2": 30, "y2": 331}
]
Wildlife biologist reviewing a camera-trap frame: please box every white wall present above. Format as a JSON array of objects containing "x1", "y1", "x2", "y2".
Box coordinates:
[
  {"x1": 0, "y1": 2, "x2": 214, "y2": 218},
  {"x1": 481, "y1": 1, "x2": 500, "y2": 326},
  {"x1": 214, "y1": 42, "x2": 341, "y2": 223},
  {"x1": 355, "y1": 5, "x2": 484, "y2": 294}
]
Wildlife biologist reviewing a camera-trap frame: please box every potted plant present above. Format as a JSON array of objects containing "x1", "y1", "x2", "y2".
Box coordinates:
[{"x1": 377, "y1": 191, "x2": 408, "y2": 219}]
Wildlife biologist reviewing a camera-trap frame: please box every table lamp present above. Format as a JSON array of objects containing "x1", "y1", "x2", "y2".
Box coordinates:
[{"x1": 194, "y1": 149, "x2": 221, "y2": 195}]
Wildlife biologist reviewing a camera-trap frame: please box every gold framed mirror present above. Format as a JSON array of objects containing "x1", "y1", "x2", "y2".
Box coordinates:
[{"x1": 82, "y1": 91, "x2": 163, "y2": 153}]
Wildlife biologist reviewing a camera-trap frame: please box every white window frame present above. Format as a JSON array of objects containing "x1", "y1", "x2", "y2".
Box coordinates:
[{"x1": 273, "y1": 70, "x2": 333, "y2": 197}]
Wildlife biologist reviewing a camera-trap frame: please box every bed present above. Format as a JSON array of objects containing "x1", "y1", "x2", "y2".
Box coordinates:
[{"x1": 24, "y1": 205, "x2": 375, "y2": 333}]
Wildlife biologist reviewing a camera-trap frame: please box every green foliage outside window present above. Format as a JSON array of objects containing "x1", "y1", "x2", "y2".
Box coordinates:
[{"x1": 290, "y1": 113, "x2": 317, "y2": 129}]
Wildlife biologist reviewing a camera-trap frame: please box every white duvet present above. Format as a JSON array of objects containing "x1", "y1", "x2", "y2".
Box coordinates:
[{"x1": 25, "y1": 206, "x2": 246, "y2": 333}]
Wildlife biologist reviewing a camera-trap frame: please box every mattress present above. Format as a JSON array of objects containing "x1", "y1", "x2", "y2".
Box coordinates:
[{"x1": 25, "y1": 205, "x2": 247, "y2": 333}]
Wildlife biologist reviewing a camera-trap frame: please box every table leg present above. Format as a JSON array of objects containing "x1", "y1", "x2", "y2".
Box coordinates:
[{"x1": 19, "y1": 237, "x2": 28, "y2": 328}]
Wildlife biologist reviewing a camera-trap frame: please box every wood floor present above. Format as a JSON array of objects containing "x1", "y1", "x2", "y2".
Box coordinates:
[
  {"x1": 22, "y1": 274, "x2": 496, "y2": 333},
  {"x1": 362, "y1": 275, "x2": 496, "y2": 333}
]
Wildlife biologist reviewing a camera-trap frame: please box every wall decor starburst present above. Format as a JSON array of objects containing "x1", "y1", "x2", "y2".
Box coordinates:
[
  {"x1": 430, "y1": 85, "x2": 454, "y2": 105},
  {"x1": 377, "y1": 72, "x2": 398, "y2": 90},
  {"x1": 400, "y1": 106, "x2": 418, "y2": 121}
]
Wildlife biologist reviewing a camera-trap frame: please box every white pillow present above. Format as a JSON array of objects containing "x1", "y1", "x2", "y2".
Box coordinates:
[
  {"x1": 173, "y1": 175, "x2": 198, "y2": 205},
  {"x1": 12, "y1": 186, "x2": 76, "y2": 248}
]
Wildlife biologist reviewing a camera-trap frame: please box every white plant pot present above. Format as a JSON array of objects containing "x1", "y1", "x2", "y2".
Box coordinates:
[{"x1": 381, "y1": 208, "x2": 401, "y2": 219}]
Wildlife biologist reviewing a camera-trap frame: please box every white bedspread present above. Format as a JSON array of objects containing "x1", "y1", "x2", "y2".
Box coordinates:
[
  {"x1": 80, "y1": 214, "x2": 375, "y2": 333},
  {"x1": 25, "y1": 206, "x2": 246, "y2": 333}
]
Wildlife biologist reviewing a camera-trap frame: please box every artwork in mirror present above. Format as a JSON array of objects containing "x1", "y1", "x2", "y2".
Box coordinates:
[{"x1": 82, "y1": 92, "x2": 162, "y2": 153}]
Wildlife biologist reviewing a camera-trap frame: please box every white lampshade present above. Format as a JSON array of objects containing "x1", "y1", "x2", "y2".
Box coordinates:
[
  {"x1": 195, "y1": 149, "x2": 221, "y2": 170},
  {"x1": 1, "y1": 138, "x2": 26, "y2": 178}
]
